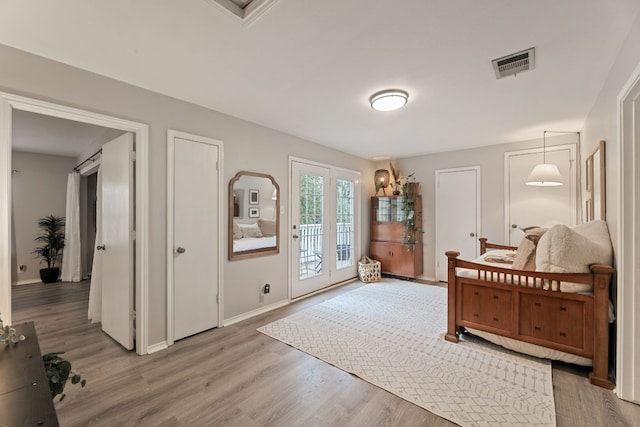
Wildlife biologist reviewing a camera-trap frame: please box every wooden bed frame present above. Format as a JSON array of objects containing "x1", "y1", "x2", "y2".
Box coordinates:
[{"x1": 444, "y1": 238, "x2": 614, "y2": 388}]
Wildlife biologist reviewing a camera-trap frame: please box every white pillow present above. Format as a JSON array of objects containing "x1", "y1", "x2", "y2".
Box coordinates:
[
  {"x1": 535, "y1": 221, "x2": 612, "y2": 273},
  {"x1": 239, "y1": 223, "x2": 263, "y2": 238},
  {"x1": 233, "y1": 222, "x2": 243, "y2": 240}
]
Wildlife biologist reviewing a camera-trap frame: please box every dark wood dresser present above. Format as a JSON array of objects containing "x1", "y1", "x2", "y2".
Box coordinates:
[{"x1": 0, "y1": 321, "x2": 59, "y2": 426}]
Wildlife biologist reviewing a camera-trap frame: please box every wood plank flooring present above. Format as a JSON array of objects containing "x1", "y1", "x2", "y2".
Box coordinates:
[{"x1": 12, "y1": 280, "x2": 640, "y2": 426}]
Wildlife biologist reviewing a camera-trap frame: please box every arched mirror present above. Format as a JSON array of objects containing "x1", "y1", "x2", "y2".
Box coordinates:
[{"x1": 229, "y1": 171, "x2": 280, "y2": 260}]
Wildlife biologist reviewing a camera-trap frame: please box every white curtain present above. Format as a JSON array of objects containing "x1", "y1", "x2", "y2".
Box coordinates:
[
  {"x1": 88, "y1": 167, "x2": 103, "y2": 323},
  {"x1": 61, "y1": 172, "x2": 81, "y2": 282}
]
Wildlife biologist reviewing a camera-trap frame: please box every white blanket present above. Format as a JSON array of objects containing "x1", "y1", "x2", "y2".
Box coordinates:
[{"x1": 233, "y1": 235, "x2": 276, "y2": 252}]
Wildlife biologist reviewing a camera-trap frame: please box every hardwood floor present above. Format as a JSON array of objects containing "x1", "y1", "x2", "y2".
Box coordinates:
[{"x1": 12, "y1": 280, "x2": 640, "y2": 426}]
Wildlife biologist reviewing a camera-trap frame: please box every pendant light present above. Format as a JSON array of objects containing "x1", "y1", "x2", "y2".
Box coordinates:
[{"x1": 526, "y1": 131, "x2": 564, "y2": 186}]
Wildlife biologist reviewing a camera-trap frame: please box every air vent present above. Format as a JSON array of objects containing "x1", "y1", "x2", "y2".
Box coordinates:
[
  {"x1": 492, "y1": 47, "x2": 535, "y2": 79},
  {"x1": 205, "y1": 0, "x2": 279, "y2": 25}
]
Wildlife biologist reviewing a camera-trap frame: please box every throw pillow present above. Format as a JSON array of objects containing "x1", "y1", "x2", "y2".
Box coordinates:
[
  {"x1": 239, "y1": 223, "x2": 263, "y2": 239},
  {"x1": 535, "y1": 221, "x2": 613, "y2": 273},
  {"x1": 512, "y1": 227, "x2": 548, "y2": 270},
  {"x1": 258, "y1": 219, "x2": 277, "y2": 237},
  {"x1": 233, "y1": 222, "x2": 243, "y2": 240}
]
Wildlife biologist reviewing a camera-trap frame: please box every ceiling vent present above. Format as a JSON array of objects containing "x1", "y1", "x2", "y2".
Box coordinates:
[
  {"x1": 205, "y1": 0, "x2": 279, "y2": 25},
  {"x1": 492, "y1": 47, "x2": 535, "y2": 79}
]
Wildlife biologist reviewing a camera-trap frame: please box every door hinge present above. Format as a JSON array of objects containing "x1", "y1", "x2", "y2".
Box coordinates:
[
  {"x1": 216, "y1": 161, "x2": 219, "y2": 171},
  {"x1": 131, "y1": 309, "x2": 136, "y2": 320},
  {"x1": 130, "y1": 230, "x2": 136, "y2": 240},
  {"x1": 216, "y1": 294, "x2": 219, "y2": 304},
  {"x1": 130, "y1": 150, "x2": 136, "y2": 162}
]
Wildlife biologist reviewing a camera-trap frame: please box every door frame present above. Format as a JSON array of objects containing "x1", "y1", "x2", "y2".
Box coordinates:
[
  {"x1": 288, "y1": 156, "x2": 361, "y2": 300},
  {"x1": 616, "y1": 59, "x2": 640, "y2": 402},
  {"x1": 434, "y1": 166, "x2": 481, "y2": 282},
  {"x1": 0, "y1": 92, "x2": 150, "y2": 355},
  {"x1": 503, "y1": 144, "x2": 577, "y2": 243},
  {"x1": 166, "y1": 130, "x2": 224, "y2": 346}
]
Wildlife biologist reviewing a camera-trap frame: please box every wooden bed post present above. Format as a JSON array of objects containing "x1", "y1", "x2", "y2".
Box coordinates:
[
  {"x1": 589, "y1": 264, "x2": 614, "y2": 389},
  {"x1": 479, "y1": 238, "x2": 488, "y2": 255},
  {"x1": 444, "y1": 251, "x2": 460, "y2": 343}
]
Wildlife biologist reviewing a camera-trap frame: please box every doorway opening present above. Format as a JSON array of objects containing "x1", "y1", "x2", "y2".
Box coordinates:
[{"x1": 0, "y1": 92, "x2": 150, "y2": 355}]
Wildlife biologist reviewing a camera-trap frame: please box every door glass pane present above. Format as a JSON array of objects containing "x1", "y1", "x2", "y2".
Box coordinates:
[
  {"x1": 299, "y1": 173, "x2": 323, "y2": 279},
  {"x1": 336, "y1": 179, "x2": 354, "y2": 269}
]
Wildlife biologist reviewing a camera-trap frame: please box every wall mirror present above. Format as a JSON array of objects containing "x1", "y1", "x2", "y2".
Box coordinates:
[
  {"x1": 586, "y1": 140, "x2": 606, "y2": 221},
  {"x1": 229, "y1": 171, "x2": 280, "y2": 260}
]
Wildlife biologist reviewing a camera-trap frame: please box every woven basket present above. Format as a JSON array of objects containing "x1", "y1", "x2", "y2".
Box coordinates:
[{"x1": 358, "y1": 256, "x2": 381, "y2": 283}]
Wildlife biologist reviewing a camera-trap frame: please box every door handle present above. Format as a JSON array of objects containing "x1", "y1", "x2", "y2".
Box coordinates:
[
  {"x1": 512, "y1": 224, "x2": 518, "y2": 229},
  {"x1": 469, "y1": 232, "x2": 475, "y2": 237},
  {"x1": 292, "y1": 234, "x2": 299, "y2": 239},
  {"x1": 176, "y1": 247, "x2": 186, "y2": 254},
  {"x1": 96, "y1": 245, "x2": 105, "y2": 251}
]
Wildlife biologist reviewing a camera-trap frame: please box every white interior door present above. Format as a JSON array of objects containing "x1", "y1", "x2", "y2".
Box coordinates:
[
  {"x1": 172, "y1": 136, "x2": 220, "y2": 341},
  {"x1": 505, "y1": 145, "x2": 576, "y2": 245},
  {"x1": 435, "y1": 167, "x2": 480, "y2": 281},
  {"x1": 101, "y1": 133, "x2": 134, "y2": 350}
]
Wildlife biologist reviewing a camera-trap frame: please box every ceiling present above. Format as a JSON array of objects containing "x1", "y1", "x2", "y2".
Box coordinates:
[{"x1": 2, "y1": 1, "x2": 640, "y2": 160}]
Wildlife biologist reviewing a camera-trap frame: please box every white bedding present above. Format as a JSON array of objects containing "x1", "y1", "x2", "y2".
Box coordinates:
[{"x1": 233, "y1": 236, "x2": 276, "y2": 252}]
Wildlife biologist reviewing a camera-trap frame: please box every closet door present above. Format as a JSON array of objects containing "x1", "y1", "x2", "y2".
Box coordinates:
[
  {"x1": 435, "y1": 167, "x2": 480, "y2": 282},
  {"x1": 169, "y1": 133, "x2": 221, "y2": 341}
]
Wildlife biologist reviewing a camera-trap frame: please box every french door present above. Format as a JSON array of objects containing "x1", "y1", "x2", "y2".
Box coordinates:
[{"x1": 290, "y1": 160, "x2": 359, "y2": 298}]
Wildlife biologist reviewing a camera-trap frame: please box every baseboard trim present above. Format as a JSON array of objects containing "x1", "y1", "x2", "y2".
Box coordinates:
[
  {"x1": 146, "y1": 341, "x2": 169, "y2": 354},
  {"x1": 224, "y1": 300, "x2": 290, "y2": 326},
  {"x1": 12, "y1": 279, "x2": 41, "y2": 286}
]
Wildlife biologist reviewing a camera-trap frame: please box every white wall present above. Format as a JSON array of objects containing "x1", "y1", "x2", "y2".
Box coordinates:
[
  {"x1": 0, "y1": 43, "x2": 374, "y2": 346},
  {"x1": 11, "y1": 151, "x2": 75, "y2": 283}
]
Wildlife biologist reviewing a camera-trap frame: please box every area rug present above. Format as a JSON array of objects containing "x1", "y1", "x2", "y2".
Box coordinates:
[{"x1": 257, "y1": 279, "x2": 556, "y2": 427}]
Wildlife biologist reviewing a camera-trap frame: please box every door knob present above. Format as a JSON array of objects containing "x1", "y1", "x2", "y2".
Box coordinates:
[
  {"x1": 512, "y1": 224, "x2": 518, "y2": 229},
  {"x1": 96, "y1": 245, "x2": 105, "y2": 251},
  {"x1": 469, "y1": 232, "x2": 475, "y2": 237},
  {"x1": 176, "y1": 247, "x2": 186, "y2": 254},
  {"x1": 292, "y1": 234, "x2": 299, "y2": 239}
]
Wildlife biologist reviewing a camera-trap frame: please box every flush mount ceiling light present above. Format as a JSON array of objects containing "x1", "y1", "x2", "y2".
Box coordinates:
[{"x1": 369, "y1": 90, "x2": 409, "y2": 112}]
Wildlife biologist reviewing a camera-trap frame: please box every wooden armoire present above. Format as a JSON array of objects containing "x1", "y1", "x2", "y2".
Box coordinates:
[{"x1": 369, "y1": 195, "x2": 423, "y2": 278}]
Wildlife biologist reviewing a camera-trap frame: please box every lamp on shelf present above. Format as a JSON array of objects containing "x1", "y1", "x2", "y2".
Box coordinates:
[
  {"x1": 525, "y1": 131, "x2": 564, "y2": 186},
  {"x1": 375, "y1": 169, "x2": 390, "y2": 195}
]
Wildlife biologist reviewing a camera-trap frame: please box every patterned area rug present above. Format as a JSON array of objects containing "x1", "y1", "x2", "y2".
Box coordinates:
[{"x1": 258, "y1": 279, "x2": 556, "y2": 427}]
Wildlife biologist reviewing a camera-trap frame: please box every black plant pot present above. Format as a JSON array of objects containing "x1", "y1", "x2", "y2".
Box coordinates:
[{"x1": 40, "y1": 267, "x2": 60, "y2": 284}]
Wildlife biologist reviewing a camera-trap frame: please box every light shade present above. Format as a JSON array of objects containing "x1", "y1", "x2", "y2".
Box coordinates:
[
  {"x1": 375, "y1": 169, "x2": 390, "y2": 188},
  {"x1": 369, "y1": 90, "x2": 408, "y2": 112},
  {"x1": 525, "y1": 163, "x2": 564, "y2": 186}
]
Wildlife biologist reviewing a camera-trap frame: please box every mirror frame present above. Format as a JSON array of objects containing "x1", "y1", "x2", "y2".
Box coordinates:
[
  {"x1": 228, "y1": 171, "x2": 280, "y2": 260},
  {"x1": 586, "y1": 140, "x2": 606, "y2": 221}
]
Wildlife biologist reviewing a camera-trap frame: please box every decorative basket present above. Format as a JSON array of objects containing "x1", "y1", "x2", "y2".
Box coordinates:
[{"x1": 358, "y1": 256, "x2": 381, "y2": 283}]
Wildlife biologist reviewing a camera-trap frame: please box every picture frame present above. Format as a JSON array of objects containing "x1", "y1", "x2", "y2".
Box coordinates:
[
  {"x1": 248, "y1": 207, "x2": 260, "y2": 218},
  {"x1": 249, "y1": 189, "x2": 259, "y2": 205},
  {"x1": 588, "y1": 140, "x2": 606, "y2": 221},
  {"x1": 586, "y1": 156, "x2": 593, "y2": 192}
]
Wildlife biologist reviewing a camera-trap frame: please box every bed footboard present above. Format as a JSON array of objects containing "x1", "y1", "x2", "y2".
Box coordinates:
[{"x1": 445, "y1": 250, "x2": 614, "y2": 389}]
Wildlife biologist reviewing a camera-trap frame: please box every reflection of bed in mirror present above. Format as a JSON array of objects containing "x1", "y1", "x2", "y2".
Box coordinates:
[
  {"x1": 232, "y1": 220, "x2": 277, "y2": 252},
  {"x1": 229, "y1": 171, "x2": 280, "y2": 260}
]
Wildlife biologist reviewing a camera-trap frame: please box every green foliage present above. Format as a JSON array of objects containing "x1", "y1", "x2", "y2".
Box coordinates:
[
  {"x1": 42, "y1": 352, "x2": 86, "y2": 402},
  {"x1": 401, "y1": 173, "x2": 423, "y2": 251},
  {"x1": 32, "y1": 215, "x2": 65, "y2": 269},
  {"x1": 298, "y1": 174, "x2": 354, "y2": 225}
]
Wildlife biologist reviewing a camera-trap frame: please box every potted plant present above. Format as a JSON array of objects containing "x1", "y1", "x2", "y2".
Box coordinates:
[
  {"x1": 32, "y1": 214, "x2": 65, "y2": 283},
  {"x1": 401, "y1": 173, "x2": 423, "y2": 250},
  {"x1": 42, "y1": 352, "x2": 87, "y2": 401}
]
